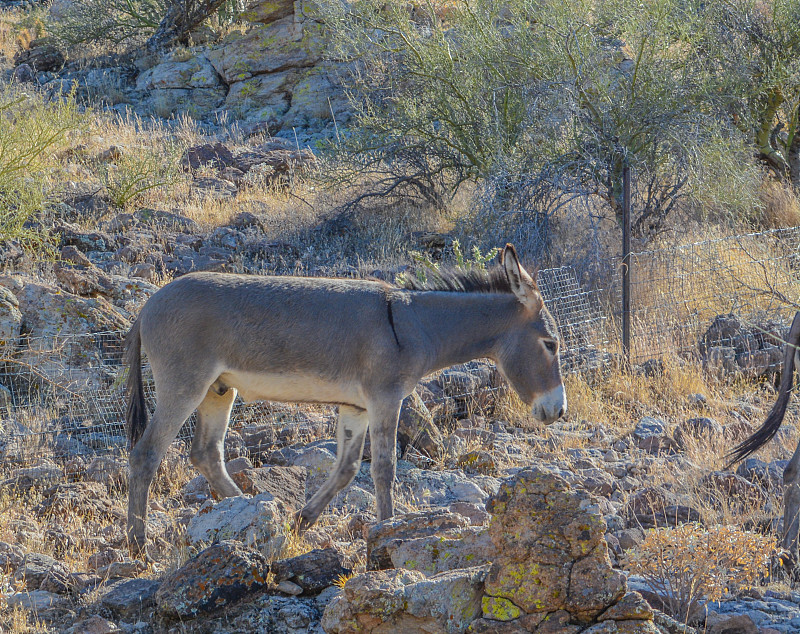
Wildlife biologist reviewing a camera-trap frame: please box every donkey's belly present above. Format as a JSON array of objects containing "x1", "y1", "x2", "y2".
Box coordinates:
[{"x1": 219, "y1": 370, "x2": 366, "y2": 408}]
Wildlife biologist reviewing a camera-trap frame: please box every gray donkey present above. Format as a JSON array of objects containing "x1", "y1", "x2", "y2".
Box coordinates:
[{"x1": 124, "y1": 244, "x2": 566, "y2": 554}]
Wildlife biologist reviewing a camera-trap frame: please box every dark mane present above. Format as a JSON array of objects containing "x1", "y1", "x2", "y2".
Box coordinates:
[{"x1": 399, "y1": 265, "x2": 514, "y2": 294}]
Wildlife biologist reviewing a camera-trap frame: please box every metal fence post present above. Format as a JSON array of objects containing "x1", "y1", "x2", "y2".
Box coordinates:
[{"x1": 622, "y1": 164, "x2": 631, "y2": 366}]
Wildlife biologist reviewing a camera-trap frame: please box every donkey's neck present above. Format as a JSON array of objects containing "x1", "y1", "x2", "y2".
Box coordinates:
[{"x1": 408, "y1": 291, "x2": 520, "y2": 374}]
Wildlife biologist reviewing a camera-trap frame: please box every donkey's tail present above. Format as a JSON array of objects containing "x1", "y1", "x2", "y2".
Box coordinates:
[
  {"x1": 124, "y1": 318, "x2": 148, "y2": 448},
  {"x1": 727, "y1": 310, "x2": 800, "y2": 466}
]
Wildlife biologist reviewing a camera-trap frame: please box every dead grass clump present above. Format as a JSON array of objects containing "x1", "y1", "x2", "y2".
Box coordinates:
[
  {"x1": 758, "y1": 178, "x2": 800, "y2": 229},
  {"x1": 563, "y1": 355, "x2": 721, "y2": 433}
]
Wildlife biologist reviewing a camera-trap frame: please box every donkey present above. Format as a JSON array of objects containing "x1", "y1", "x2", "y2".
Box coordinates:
[
  {"x1": 729, "y1": 311, "x2": 800, "y2": 570},
  {"x1": 123, "y1": 244, "x2": 567, "y2": 554}
]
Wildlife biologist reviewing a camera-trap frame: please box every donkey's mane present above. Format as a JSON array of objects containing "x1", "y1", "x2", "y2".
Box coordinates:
[{"x1": 399, "y1": 265, "x2": 515, "y2": 294}]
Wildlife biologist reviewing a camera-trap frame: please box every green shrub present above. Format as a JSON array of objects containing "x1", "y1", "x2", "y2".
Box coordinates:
[{"x1": 0, "y1": 86, "x2": 88, "y2": 253}]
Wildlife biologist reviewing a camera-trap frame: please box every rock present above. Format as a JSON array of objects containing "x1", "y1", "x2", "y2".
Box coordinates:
[
  {"x1": 136, "y1": 54, "x2": 227, "y2": 116},
  {"x1": 389, "y1": 526, "x2": 492, "y2": 576},
  {"x1": 276, "y1": 579, "x2": 303, "y2": 595},
  {"x1": 701, "y1": 471, "x2": 768, "y2": 510},
  {"x1": 54, "y1": 260, "x2": 115, "y2": 296},
  {"x1": 674, "y1": 417, "x2": 724, "y2": 448},
  {"x1": 68, "y1": 615, "x2": 121, "y2": 634},
  {"x1": 99, "y1": 578, "x2": 160, "y2": 619},
  {"x1": 272, "y1": 548, "x2": 351, "y2": 595},
  {"x1": 9, "y1": 279, "x2": 128, "y2": 391},
  {"x1": 321, "y1": 566, "x2": 487, "y2": 634},
  {"x1": 13, "y1": 37, "x2": 64, "y2": 72},
  {"x1": 88, "y1": 548, "x2": 125, "y2": 571},
  {"x1": 0, "y1": 284, "x2": 22, "y2": 357},
  {"x1": 13, "y1": 552, "x2": 72, "y2": 593},
  {"x1": 182, "y1": 142, "x2": 235, "y2": 171},
  {"x1": 633, "y1": 417, "x2": 668, "y2": 440},
  {"x1": 449, "y1": 501, "x2": 490, "y2": 526},
  {"x1": 12, "y1": 63, "x2": 35, "y2": 83},
  {"x1": 96, "y1": 559, "x2": 147, "y2": 578},
  {"x1": 208, "y1": 17, "x2": 318, "y2": 85},
  {"x1": 5, "y1": 589, "x2": 65, "y2": 610},
  {"x1": 85, "y1": 455, "x2": 128, "y2": 489},
  {"x1": 597, "y1": 591, "x2": 654, "y2": 621},
  {"x1": 736, "y1": 458, "x2": 787, "y2": 491},
  {"x1": 54, "y1": 221, "x2": 115, "y2": 252},
  {"x1": 708, "y1": 614, "x2": 759, "y2": 634},
  {"x1": 0, "y1": 541, "x2": 24, "y2": 572},
  {"x1": 397, "y1": 390, "x2": 443, "y2": 458},
  {"x1": 367, "y1": 509, "x2": 470, "y2": 571},
  {"x1": 156, "y1": 541, "x2": 268, "y2": 618},
  {"x1": 231, "y1": 466, "x2": 307, "y2": 510},
  {"x1": 239, "y1": 0, "x2": 295, "y2": 23},
  {"x1": 1, "y1": 461, "x2": 62, "y2": 492},
  {"x1": 482, "y1": 466, "x2": 626, "y2": 622},
  {"x1": 185, "y1": 493, "x2": 287, "y2": 556},
  {"x1": 36, "y1": 482, "x2": 119, "y2": 522}
]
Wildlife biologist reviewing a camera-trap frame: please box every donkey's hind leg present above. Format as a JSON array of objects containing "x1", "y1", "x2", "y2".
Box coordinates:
[
  {"x1": 191, "y1": 386, "x2": 241, "y2": 499},
  {"x1": 296, "y1": 405, "x2": 369, "y2": 532},
  {"x1": 783, "y1": 440, "x2": 800, "y2": 571},
  {"x1": 128, "y1": 385, "x2": 208, "y2": 556}
]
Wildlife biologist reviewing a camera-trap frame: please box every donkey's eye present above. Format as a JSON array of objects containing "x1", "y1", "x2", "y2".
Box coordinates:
[{"x1": 544, "y1": 340, "x2": 558, "y2": 354}]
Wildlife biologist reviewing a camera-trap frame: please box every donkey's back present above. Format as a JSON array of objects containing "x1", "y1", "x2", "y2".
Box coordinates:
[{"x1": 138, "y1": 272, "x2": 402, "y2": 384}]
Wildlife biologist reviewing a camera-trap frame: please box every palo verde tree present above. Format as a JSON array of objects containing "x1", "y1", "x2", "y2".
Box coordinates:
[
  {"x1": 318, "y1": 0, "x2": 757, "y2": 242},
  {"x1": 697, "y1": 0, "x2": 800, "y2": 187}
]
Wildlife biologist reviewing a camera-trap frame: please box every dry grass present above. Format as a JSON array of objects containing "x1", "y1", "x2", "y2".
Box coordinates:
[
  {"x1": 0, "y1": 8, "x2": 46, "y2": 68},
  {"x1": 759, "y1": 178, "x2": 800, "y2": 229}
]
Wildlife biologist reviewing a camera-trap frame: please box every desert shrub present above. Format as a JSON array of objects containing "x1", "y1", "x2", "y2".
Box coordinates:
[
  {"x1": 623, "y1": 523, "x2": 776, "y2": 624},
  {"x1": 100, "y1": 146, "x2": 181, "y2": 209},
  {"x1": 49, "y1": 0, "x2": 245, "y2": 48},
  {"x1": 0, "y1": 86, "x2": 88, "y2": 253},
  {"x1": 317, "y1": 0, "x2": 760, "y2": 247},
  {"x1": 395, "y1": 239, "x2": 500, "y2": 286},
  {"x1": 49, "y1": 0, "x2": 167, "y2": 47}
]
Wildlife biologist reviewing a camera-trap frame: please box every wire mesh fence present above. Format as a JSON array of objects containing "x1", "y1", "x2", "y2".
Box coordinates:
[
  {"x1": 7, "y1": 224, "x2": 798, "y2": 472},
  {"x1": 613, "y1": 227, "x2": 800, "y2": 366}
]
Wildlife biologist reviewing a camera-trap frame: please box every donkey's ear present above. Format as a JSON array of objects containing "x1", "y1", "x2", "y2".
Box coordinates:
[{"x1": 502, "y1": 244, "x2": 542, "y2": 311}]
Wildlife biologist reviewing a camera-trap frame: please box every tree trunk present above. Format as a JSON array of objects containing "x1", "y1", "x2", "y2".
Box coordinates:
[{"x1": 146, "y1": 0, "x2": 229, "y2": 52}]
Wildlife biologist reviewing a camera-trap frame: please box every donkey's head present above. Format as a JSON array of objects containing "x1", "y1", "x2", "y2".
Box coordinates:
[{"x1": 494, "y1": 245, "x2": 566, "y2": 424}]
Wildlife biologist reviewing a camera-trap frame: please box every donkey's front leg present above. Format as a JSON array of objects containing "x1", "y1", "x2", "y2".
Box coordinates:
[
  {"x1": 296, "y1": 405, "x2": 369, "y2": 532},
  {"x1": 368, "y1": 400, "x2": 402, "y2": 521}
]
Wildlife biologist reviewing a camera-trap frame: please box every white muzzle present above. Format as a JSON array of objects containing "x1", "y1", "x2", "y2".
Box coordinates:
[{"x1": 531, "y1": 385, "x2": 567, "y2": 424}]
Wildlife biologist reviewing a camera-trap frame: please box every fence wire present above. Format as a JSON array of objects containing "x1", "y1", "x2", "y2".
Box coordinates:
[{"x1": 613, "y1": 227, "x2": 800, "y2": 365}]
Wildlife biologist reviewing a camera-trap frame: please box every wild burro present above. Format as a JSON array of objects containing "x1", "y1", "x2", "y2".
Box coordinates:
[{"x1": 123, "y1": 244, "x2": 567, "y2": 554}]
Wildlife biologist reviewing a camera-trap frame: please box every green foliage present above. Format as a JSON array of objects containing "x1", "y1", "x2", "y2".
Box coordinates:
[
  {"x1": 0, "y1": 87, "x2": 88, "y2": 252},
  {"x1": 101, "y1": 147, "x2": 181, "y2": 209},
  {"x1": 48, "y1": 0, "x2": 244, "y2": 47},
  {"x1": 395, "y1": 239, "x2": 500, "y2": 286},
  {"x1": 317, "y1": 0, "x2": 765, "y2": 241},
  {"x1": 49, "y1": 0, "x2": 167, "y2": 46}
]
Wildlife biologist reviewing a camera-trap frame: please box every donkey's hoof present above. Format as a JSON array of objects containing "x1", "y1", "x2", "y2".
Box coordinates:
[{"x1": 293, "y1": 510, "x2": 315, "y2": 535}]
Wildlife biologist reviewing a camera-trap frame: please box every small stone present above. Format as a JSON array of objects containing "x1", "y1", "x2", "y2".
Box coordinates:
[
  {"x1": 708, "y1": 614, "x2": 759, "y2": 634},
  {"x1": 276, "y1": 580, "x2": 303, "y2": 595},
  {"x1": 99, "y1": 578, "x2": 160, "y2": 619}
]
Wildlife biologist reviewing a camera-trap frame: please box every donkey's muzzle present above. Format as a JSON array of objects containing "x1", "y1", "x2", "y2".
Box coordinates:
[{"x1": 532, "y1": 385, "x2": 567, "y2": 424}]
